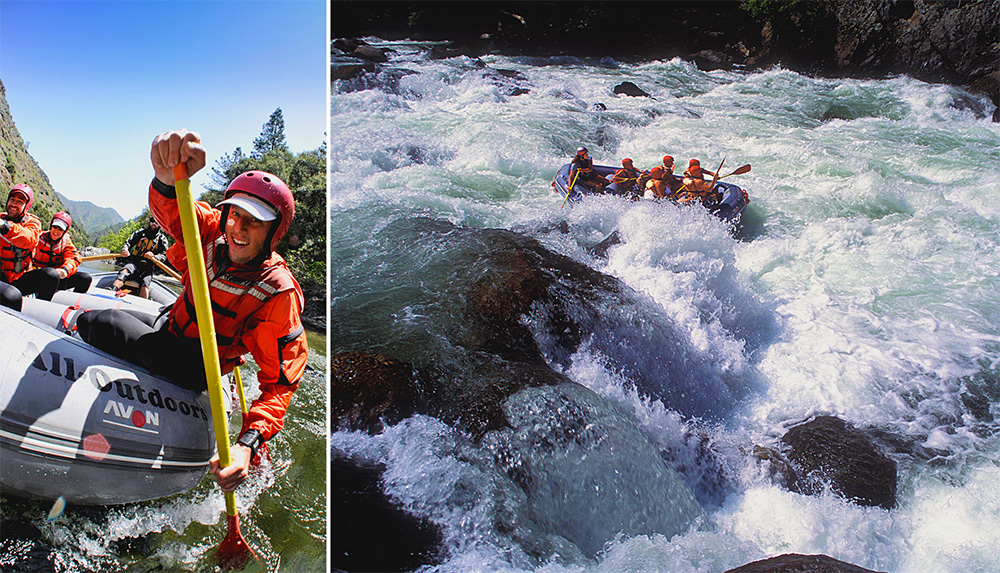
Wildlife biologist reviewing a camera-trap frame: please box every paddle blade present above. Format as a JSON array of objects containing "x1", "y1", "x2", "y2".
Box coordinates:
[
  {"x1": 719, "y1": 164, "x2": 752, "y2": 180},
  {"x1": 216, "y1": 514, "x2": 259, "y2": 571}
]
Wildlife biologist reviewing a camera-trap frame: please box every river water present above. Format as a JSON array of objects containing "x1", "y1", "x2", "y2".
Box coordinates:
[
  {"x1": 0, "y1": 286, "x2": 327, "y2": 573},
  {"x1": 330, "y1": 40, "x2": 1000, "y2": 572}
]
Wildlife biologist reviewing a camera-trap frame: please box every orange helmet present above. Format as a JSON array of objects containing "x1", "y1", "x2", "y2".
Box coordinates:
[
  {"x1": 689, "y1": 165, "x2": 703, "y2": 176},
  {"x1": 650, "y1": 166, "x2": 664, "y2": 177},
  {"x1": 689, "y1": 159, "x2": 700, "y2": 167}
]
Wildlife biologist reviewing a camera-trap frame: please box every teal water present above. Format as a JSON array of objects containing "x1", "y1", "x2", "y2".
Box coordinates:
[{"x1": 331, "y1": 40, "x2": 1000, "y2": 573}]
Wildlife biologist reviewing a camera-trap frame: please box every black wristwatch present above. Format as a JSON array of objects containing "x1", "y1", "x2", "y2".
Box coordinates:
[{"x1": 236, "y1": 429, "x2": 264, "y2": 460}]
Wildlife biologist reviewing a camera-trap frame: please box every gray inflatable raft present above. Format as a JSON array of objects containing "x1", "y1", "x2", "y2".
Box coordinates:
[{"x1": 0, "y1": 289, "x2": 214, "y2": 505}]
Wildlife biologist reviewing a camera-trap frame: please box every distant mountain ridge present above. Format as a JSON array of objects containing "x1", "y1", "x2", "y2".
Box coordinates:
[{"x1": 56, "y1": 191, "x2": 124, "y2": 233}]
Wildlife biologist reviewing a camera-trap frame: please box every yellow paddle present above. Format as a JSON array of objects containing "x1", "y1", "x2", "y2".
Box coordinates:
[
  {"x1": 80, "y1": 253, "x2": 124, "y2": 262},
  {"x1": 145, "y1": 253, "x2": 183, "y2": 281},
  {"x1": 80, "y1": 252, "x2": 182, "y2": 281},
  {"x1": 173, "y1": 163, "x2": 257, "y2": 570},
  {"x1": 561, "y1": 168, "x2": 580, "y2": 209}
]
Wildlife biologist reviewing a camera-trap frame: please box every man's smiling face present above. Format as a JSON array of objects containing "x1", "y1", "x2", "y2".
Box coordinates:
[{"x1": 225, "y1": 201, "x2": 272, "y2": 265}]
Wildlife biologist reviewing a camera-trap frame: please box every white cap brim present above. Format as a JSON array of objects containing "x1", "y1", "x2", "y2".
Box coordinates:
[
  {"x1": 217, "y1": 194, "x2": 278, "y2": 222},
  {"x1": 52, "y1": 220, "x2": 68, "y2": 230}
]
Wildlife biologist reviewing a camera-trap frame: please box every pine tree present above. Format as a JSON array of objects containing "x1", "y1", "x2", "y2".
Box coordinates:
[
  {"x1": 209, "y1": 146, "x2": 247, "y2": 190},
  {"x1": 252, "y1": 108, "x2": 288, "y2": 159}
]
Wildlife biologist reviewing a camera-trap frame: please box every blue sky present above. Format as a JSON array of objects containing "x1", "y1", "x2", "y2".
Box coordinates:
[{"x1": 1, "y1": 0, "x2": 327, "y2": 219}]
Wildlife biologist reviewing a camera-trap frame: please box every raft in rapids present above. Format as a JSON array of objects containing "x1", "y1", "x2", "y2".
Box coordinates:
[{"x1": 552, "y1": 163, "x2": 750, "y2": 223}]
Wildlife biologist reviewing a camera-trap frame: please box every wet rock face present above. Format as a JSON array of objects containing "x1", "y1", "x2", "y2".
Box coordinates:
[
  {"x1": 329, "y1": 351, "x2": 418, "y2": 434},
  {"x1": 780, "y1": 416, "x2": 897, "y2": 509},
  {"x1": 329, "y1": 454, "x2": 442, "y2": 571},
  {"x1": 613, "y1": 81, "x2": 651, "y2": 98},
  {"x1": 726, "y1": 552, "x2": 886, "y2": 573}
]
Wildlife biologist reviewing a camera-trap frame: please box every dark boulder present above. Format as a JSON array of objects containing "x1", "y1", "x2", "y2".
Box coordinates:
[
  {"x1": 330, "y1": 60, "x2": 376, "y2": 81},
  {"x1": 483, "y1": 67, "x2": 532, "y2": 96},
  {"x1": 613, "y1": 81, "x2": 651, "y2": 98},
  {"x1": 331, "y1": 38, "x2": 361, "y2": 55},
  {"x1": 780, "y1": 416, "x2": 897, "y2": 509},
  {"x1": 330, "y1": 453, "x2": 442, "y2": 571},
  {"x1": 330, "y1": 351, "x2": 419, "y2": 434},
  {"x1": 352, "y1": 44, "x2": 389, "y2": 63},
  {"x1": 726, "y1": 553, "x2": 886, "y2": 573},
  {"x1": 691, "y1": 49, "x2": 735, "y2": 71}
]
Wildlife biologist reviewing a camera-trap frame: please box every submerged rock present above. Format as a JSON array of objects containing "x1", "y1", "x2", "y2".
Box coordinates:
[
  {"x1": 482, "y1": 383, "x2": 704, "y2": 557},
  {"x1": 780, "y1": 416, "x2": 897, "y2": 509},
  {"x1": 726, "y1": 553, "x2": 885, "y2": 573},
  {"x1": 329, "y1": 453, "x2": 442, "y2": 571},
  {"x1": 329, "y1": 351, "x2": 418, "y2": 434},
  {"x1": 613, "y1": 81, "x2": 651, "y2": 98}
]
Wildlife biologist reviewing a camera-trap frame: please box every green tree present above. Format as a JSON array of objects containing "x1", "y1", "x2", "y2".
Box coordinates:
[
  {"x1": 252, "y1": 108, "x2": 288, "y2": 159},
  {"x1": 203, "y1": 142, "x2": 325, "y2": 297},
  {"x1": 96, "y1": 209, "x2": 151, "y2": 251},
  {"x1": 209, "y1": 146, "x2": 246, "y2": 190}
]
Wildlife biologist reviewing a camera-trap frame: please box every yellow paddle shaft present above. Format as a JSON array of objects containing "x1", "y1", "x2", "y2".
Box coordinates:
[{"x1": 172, "y1": 164, "x2": 237, "y2": 517}]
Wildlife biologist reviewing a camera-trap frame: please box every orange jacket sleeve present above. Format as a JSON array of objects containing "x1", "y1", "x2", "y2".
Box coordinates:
[
  {"x1": 61, "y1": 238, "x2": 81, "y2": 275},
  {"x1": 0, "y1": 213, "x2": 42, "y2": 250},
  {"x1": 240, "y1": 289, "x2": 309, "y2": 440},
  {"x1": 149, "y1": 178, "x2": 221, "y2": 249}
]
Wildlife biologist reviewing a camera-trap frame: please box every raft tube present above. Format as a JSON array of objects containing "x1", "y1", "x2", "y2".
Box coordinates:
[{"x1": 0, "y1": 294, "x2": 213, "y2": 505}]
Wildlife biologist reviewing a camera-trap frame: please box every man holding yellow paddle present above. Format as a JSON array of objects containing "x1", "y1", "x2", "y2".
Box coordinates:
[{"x1": 77, "y1": 129, "x2": 309, "y2": 493}]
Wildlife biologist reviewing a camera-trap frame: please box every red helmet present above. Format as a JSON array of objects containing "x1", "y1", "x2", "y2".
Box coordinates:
[
  {"x1": 9, "y1": 184, "x2": 33, "y2": 211},
  {"x1": 689, "y1": 159, "x2": 700, "y2": 167},
  {"x1": 219, "y1": 171, "x2": 294, "y2": 253},
  {"x1": 622, "y1": 158, "x2": 633, "y2": 166},
  {"x1": 52, "y1": 211, "x2": 72, "y2": 230},
  {"x1": 662, "y1": 155, "x2": 674, "y2": 167}
]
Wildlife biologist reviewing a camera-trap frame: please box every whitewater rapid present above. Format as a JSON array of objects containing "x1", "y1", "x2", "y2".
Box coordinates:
[{"x1": 331, "y1": 40, "x2": 1000, "y2": 572}]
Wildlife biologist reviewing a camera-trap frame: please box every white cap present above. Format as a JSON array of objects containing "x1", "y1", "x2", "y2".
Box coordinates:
[
  {"x1": 52, "y1": 219, "x2": 69, "y2": 231},
  {"x1": 217, "y1": 193, "x2": 278, "y2": 222}
]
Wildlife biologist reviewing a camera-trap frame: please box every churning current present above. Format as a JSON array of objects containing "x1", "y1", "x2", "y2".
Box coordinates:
[{"x1": 330, "y1": 40, "x2": 1000, "y2": 573}]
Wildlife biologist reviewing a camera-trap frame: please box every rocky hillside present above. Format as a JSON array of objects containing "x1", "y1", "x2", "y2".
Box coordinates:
[
  {"x1": 333, "y1": 0, "x2": 999, "y2": 120},
  {"x1": 1, "y1": 79, "x2": 109, "y2": 243}
]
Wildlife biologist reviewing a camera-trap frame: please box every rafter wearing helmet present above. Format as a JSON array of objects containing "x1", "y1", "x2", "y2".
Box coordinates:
[
  {"x1": 0, "y1": 184, "x2": 42, "y2": 311},
  {"x1": 76, "y1": 129, "x2": 309, "y2": 495}
]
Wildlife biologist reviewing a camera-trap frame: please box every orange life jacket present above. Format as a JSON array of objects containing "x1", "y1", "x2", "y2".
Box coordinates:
[
  {"x1": 150, "y1": 179, "x2": 308, "y2": 440},
  {"x1": 0, "y1": 212, "x2": 41, "y2": 282},
  {"x1": 32, "y1": 230, "x2": 81, "y2": 275},
  {"x1": 613, "y1": 166, "x2": 640, "y2": 190},
  {"x1": 168, "y1": 236, "x2": 304, "y2": 373},
  {"x1": 680, "y1": 176, "x2": 715, "y2": 202}
]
